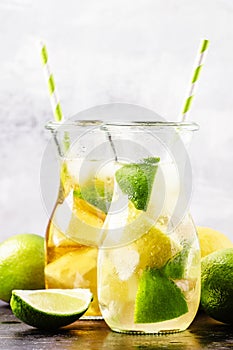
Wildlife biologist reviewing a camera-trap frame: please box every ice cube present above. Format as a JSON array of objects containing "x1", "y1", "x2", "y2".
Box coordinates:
[
  {"x1": 146, "y1": 162, "x2": 180, "y2": 220},
  {"x1": 112, "y1": 248, "x2": 139, "y2": 281}
]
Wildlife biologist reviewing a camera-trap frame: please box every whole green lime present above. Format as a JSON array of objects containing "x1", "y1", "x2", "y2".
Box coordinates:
[
  {"x1": 0, "y1": 234, "x2": 45, "y2": 302},
  {"x1": 201, "y1": 248, "x2": 233, "y2": 324}
]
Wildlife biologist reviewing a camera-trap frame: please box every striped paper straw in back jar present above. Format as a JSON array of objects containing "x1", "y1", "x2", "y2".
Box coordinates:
[
  {"x1": 181, "y1": 39, "x2": 209, "y2": 121},
  {"x1": 40, "y1": 42, "x2": 64, "y2": 123}
]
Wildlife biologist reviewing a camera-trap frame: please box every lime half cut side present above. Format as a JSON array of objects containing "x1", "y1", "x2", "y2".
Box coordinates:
[{"x1": 10, "y1": 289, "x2": 93, "y2": 329}]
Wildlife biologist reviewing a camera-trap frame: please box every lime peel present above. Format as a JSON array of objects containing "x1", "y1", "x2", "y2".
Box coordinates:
[
  {"x1": 134, "y1": 268, "x2": 188, "y2": 323},
  {"x1": 115, "y1": 157, "x2": 160, "y2": 211},
  {"x1": 0, "y1": 233, "x2": 45, "y2": 302},
  {"x1": 10, "y1": 289, "x2": 93, "y2": 329},
  {"x1": 162, "y1": 242, "x2": 190, "y2": 279},
  {"x1": 73, "y1": 179, "x2": 113, "y2": 214},
  {"x1": 201, "y1": 248, "x2": 233, "y2": 324}
]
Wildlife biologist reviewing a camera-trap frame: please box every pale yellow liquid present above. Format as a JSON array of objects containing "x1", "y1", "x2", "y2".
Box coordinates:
[
  {"x1": 96, "y1": 161, "x2": 201, "y2": 332},
  {"x1": 45, "y1": 161, "x2": 107, "y2": 317},
  {"x1": 98, "y1": 214, "x2": 201, "y2": 333},
  {"x1": 45, "y1": 224, "x2": 100, "y2": 316},
  {"x1": 45, "y1": 159, "x2": 201, "y2": 326}
]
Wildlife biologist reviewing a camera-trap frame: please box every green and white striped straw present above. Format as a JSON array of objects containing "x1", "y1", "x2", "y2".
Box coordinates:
[
  {"x1": 40, "y1": 41, "x2": 64, "y2": 122},
  {"x1": 181, "y1": 39, "x2": 209, "y2": 121}
]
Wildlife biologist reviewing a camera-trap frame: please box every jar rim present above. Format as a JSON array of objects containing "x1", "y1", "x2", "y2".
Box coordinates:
[{"x1": 45, "y1": 120, "x2": 199, "y2": 131}]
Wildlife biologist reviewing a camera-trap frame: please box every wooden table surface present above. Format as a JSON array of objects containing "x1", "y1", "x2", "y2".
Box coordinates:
[{"x1": 0, "y1": 301, "x2": 232, "y2": 349}]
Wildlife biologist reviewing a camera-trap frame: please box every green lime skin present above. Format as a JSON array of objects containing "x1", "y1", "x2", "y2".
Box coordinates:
[
  {"x1": 115, "y1": 157, "x2": 160, "y2": 211},
  {"x1": 134, "y1": 268, "x2": 188, "y2": 323},
  {"x1": 10, "y1": 292, "x2": 88, "y2": 330},
  {"x1": 201, "y1": 248, "x2": 233, "y2": 324},
  {"x1": 162, "y1": 242, "x2": 190, "y2": 279},
  {"x1": 74, "y1": 180, "x2": 113, "y2": 214},
  {"x1": 0, "y1": 234, "x2": 45, "y2": 302}
]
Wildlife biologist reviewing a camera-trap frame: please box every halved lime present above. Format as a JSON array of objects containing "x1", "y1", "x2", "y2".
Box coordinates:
[
  {"x1": 115, "y1": 157, "x2": 160, "y2": 211},
  {"x1": 134, "y1": 268, "x2": 188, "y2": 323},
  {"x1": 10, "y1": 289, "x2": 93, "y2": 329}
]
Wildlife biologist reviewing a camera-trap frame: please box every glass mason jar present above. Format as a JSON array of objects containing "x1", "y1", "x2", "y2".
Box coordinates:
[
  {"x1": 44, "y1": 120, "x2": 106, "y2": 317},
  {"x1": 96, "y1": 121, "x2": 201, "y2": 333},
  {"x1": 44, "y1": 116, "x2": 200, "y2": 328}
]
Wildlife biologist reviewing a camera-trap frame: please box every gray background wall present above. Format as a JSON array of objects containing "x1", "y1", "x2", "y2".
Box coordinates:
[{"x1": 0, "y1": 0, "x2": 233, "y2": 241}]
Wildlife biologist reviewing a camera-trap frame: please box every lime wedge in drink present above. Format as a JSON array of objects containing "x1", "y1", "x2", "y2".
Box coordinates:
[
  {"x1": 134, "y1": 268, "x2": 188, "y2": 323},
  {"x1": 162, "y1": 242, "x2": 191, "y2": 279},
  {"x1": 65, "y1": 194, "x2": 106, "y2": 246},
  {"x1": 10, "y1": 289, "x2": 93, "y2": 329},
  {"x1": 115, "y1": 157, "x2": 160, "y2": 211},
  {"x1": 74, "y1": 179, "x2": 113, "y2": 214}
]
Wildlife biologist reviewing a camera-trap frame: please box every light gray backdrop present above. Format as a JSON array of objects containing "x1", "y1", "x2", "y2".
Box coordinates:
[{"x1": 0, "y1": 0, "x2": 232, "y2": 241}]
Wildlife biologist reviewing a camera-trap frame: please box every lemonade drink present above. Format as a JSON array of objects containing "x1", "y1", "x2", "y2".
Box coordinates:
[
  {"x1": 45, "y1": 159, "x2": 113, "y2": 317},
  {"x1": 44, "y1": 119, "x2": 200, "y2": 326},
  {"x1": 98, "y1": 217, "x2": 200, "y2": 333},
  {"x1": 97, "y1": 159, "x2": 201, "y2": 333}
]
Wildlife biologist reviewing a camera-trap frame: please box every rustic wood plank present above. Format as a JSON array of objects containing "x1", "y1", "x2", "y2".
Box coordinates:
[{"x1": 0, "y1": 301, "x2": 232, "y2": 349}]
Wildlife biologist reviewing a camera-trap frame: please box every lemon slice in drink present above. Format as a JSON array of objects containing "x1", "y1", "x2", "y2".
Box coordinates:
[
  {"x1": 133, "y1": 225, "x2": 181, "y2": 270},
  {"x1": 10, "y1": 289, "x2": 93, "y2": 330},
  {"x1": 45, "y1": 249, "x2": 97, "y2": 289}
]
